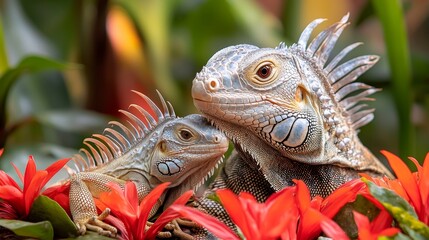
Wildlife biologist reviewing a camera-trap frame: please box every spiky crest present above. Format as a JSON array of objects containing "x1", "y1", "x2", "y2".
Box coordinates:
[
  {"x1": 69, "y1": 90, "x2": 176, "y2": 174},
  {"x1": 294, "y1": 13, "x2": 379, "y2": 131}
]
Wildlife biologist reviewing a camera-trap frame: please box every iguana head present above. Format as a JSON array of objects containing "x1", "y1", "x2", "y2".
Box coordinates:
[
  {"x1": 192, "y1": 14, "x2": 388, "y2": 174},
  {"x1": 71, "y1": 91, "x2": 228, "y2": 203},
  {"x1": 150, "y1": 114, "x2": 228, "y2": 190}
]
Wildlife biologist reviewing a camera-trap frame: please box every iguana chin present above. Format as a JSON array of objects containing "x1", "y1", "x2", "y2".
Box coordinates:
[
  {"x1": 192, "y1": 13, "x2": 392, "y2": 199},
  {"x1": 66, "y1": 90, "x2": 228, "y2": 237}
]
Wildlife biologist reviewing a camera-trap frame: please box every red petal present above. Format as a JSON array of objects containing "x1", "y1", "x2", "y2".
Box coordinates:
[
  {"x1": 322, "y1": 179, "x2": 364, "y2": 218},
  {"x1": 298, "y1": 208, "x2": 325, "y2": 239},
  {"x1": 168, "y1": 205, "x2": 239, "y2": 240},
  {"x1": 24, "y1": 171, "x2": 48, "y2": 215},
  {"x1": 0, "y1": 200, "x2": 20, "y2": 219},
  {"x1": 42, "y1": 158, "x2": 70, "y2": 186},
  {"x1": 353, "y1": 211, "x2": 371, "y2": 233},
  {"x1": 294, "y1": 180, "x2": 311, "y2": 213},
  {"x1": 124, "y1": 182, "x2": 139, "y2": 215},
  {"x1": 23, "y1": 156, "x2": 37, "y2": 194},
  {"x1": 0, "y1": 149, "x2": 3, "y2": 157},
  {"x1": 100, "y1": 183, "x2": 136, "y2": 221},
  {"x1": 0, "y1": 170, "x2": 20, "y2": 189},
  {"x1": 381, "y1": 151, "x2": 422, "y2": 217},
  {"x1": 378, "y1": 228, "x2": 400, "y2": 237},
  {"x1": 145, "y1": 190, "x2": 194, "y2": 238},
  {"x1": 105, "y1": 215, "x2": 128, "y2": 240},
  {"x1": 137, "y1": 182, "x2": 170, "y2": 234},
  {"x1": 11, "y1": 163, "x2": 24, "y2": 184},
  {"x1": 370, "y1": 210, "x2": 393, "y2": 232},
  {"x1": 0, "y1": 185, "x2": 23, "y2": 202},
  {"x1": 263, "y1": 187, "x2": 297, "y2": 237},
  {"x1": 420, "y1": 152, "x2": 429, "y2": 223},
  {"x1": 217, "y1": 189, "x2": 253, "y2": 238}
]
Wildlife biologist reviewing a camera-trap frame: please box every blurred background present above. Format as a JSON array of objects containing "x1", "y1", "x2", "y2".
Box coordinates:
[{"x1": 0, "y1": 0, "x2": 428, "y2": 175}]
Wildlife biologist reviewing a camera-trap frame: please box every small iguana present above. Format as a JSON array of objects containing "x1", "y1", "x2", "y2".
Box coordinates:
[
  {"x1": 66, "y1": 90, "x2": 228, "y2": 238},
  {"x1": 190, "y1": 14, "x2": 392, "y2": 233}
]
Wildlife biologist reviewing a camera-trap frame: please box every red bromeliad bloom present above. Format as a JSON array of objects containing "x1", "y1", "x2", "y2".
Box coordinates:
[
  {"x1": 362, "y1": 150, "x2": 429, "y2": 224},
  {"x1": 169, "y1": 179, "x2": 364, "y2": 240},
  {"x1": 95, "y1": 181, "x2": 193, "y2": 240},
  {"x1": 0, "y1": 155, "x2": 69, "y2": 219}
]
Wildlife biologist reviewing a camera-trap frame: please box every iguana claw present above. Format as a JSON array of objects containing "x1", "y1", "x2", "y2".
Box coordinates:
[{"x1": 75, "y1": 208, "x2": 117, "y2": 237}]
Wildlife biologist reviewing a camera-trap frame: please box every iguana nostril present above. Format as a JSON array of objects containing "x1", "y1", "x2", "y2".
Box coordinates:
[
  {"x1": 213, "y1": 135, "x2": 220, "y2": 143},
  {"x1": 207, "y1": 78, "x2": 219, "y2": 91}
]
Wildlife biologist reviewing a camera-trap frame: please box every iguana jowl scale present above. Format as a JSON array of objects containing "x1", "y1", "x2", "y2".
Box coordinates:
[{"x1": 67, "y1": 90, "x2": 228, "y2": 237}]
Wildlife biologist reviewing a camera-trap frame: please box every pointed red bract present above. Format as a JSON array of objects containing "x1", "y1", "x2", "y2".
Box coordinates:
[
  {"x1": 97, "y1": 181, "x2": 194, "y2": 240},
  {"x1": 168, "y1": 204, "x2": 239, "y2": 240},
  {"x1": 211, "y1": 179, "x2": 361, "y2": 240},
  {"x1": 381, "y1": 151, "x2": 422, "y2": 217},
  {"x1": 0, "y1": 156, "x2": 69, "y2": 219},
  {"x1": 353, "y1": 211, "x2": 400, "y2": 240},
  {"x1": 368, "y1": 151, "x2": 429, "y2": 224}
]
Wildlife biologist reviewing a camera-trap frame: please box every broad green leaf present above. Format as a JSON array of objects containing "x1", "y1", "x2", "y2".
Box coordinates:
[
  {"x1": 379, "y1": 232, "x2": 412, "y2": 240},
  {"x1": 372, "y1": 0, "x2": 414, "y2": 162},
  {"x1": 0, "y1": 55, "x2": 71, "y2": 131},
  {"x1": 365, "y1": 180, "x2": 429, "y2": 239},
  {"x1": 27, "y1": 195, "x2": 77, "y2": 238},
  {"x1": 364, "y1": 180, "x2": 417, "y2": 217},
  {"x1": 383, "y1": 203, "x2": 429, "y2": 240},
  {"x1": 34, "y1": 109, "x2": 110, "y2": 133},
  {"x1": 0, "y1": 15, "x2": 8, "y2": 73},
  {"x1": 0, "y1": 219, "x2": 53, "y2": 240}
]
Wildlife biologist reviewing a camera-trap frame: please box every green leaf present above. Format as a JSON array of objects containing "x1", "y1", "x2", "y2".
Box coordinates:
[
  {"x1": 0, "y1": 15, "x2": 8, "y2": 73},
  {"x1": 364, "y1": 180, "x2": 417, "y2": 217},
  {"x1": 364, "y1": 180, "x2": 429, "y2": 239},
  {"x1": 0, "y1": 219, "x2": 53, "y2": 240},
  {"x1": 383, "y1": 203, "x2": 429, "y2": 240},
  {"x1": 27, "y1": 195, "x2": 77, "y2": 238},
  {"x1": 0, "y1": 55, "x2": 72, "y2": 132},
  {"x1": 371, "y1": 0, "x2": 414, "y2": 161},
  {"x1": 34, "y1": 109, "x2": 110, "y2": 133}
]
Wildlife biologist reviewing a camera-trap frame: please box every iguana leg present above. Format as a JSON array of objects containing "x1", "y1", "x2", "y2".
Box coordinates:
[{"x1": 69, "y1": 172, "x2": 125, "y2": 237}]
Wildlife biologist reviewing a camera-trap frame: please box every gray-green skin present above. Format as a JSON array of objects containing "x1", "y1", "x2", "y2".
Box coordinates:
[
  {"x1": 190, "y1": 14, "x2": 392, "y2": 236},
  {"x1": 68, "y1": 91, "x2": 229, "y2": 238}
]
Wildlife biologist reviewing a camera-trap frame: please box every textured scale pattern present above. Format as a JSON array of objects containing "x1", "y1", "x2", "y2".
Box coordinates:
[
  {"x1": 190, "y1": 14, "x2": 393, "y2": 237},
  {"x1": 65, "y1": 90, "x2": 229, "y2": 238}
]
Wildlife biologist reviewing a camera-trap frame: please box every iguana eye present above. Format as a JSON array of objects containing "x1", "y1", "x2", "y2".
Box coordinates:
[
  {"x1": 250, "y1": 60, "x2": 278, "y2": 85},
  {"x1": 256, "y1": 64, "x2": 272, "y2": 79},
  {"x1": 178, "y1": 129, "x2": 194, "y2": 141}
]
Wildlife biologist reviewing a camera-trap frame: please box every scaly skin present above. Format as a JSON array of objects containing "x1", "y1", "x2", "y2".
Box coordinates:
[
  {"x1": 68, "y1": 91, "x2": 228, "y2": 238},
  {"x1": 190, "y1": 14, "x2": 392, "y2": 237}
]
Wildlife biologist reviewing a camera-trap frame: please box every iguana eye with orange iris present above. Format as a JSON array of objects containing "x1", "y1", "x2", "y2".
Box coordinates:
[{"x1": 257, "y1": 64, "x2": 272, "y2": 79}]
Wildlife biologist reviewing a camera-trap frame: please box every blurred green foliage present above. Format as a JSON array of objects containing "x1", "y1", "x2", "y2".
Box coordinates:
[{"x1": 0, "y1": 0, "x2": 428, "y2": 173}]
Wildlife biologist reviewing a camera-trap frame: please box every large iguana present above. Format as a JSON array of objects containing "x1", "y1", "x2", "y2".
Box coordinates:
[
  {"x1": 190, "y1": 14, "x2": 392, "y2": 233},
  {"x1": 65, "y1": 90, "x2": 228, "y2": 238}
]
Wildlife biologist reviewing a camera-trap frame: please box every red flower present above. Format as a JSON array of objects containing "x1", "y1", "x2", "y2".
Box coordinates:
[
  {"x1": 0, "y1": 156, "x2": 69, "y2": 219},
  {"x1": 96, "y1": 181, "x2": 193, "y2": 240},
  {"x1": 363, "y1": 151, "x2": 429, "y2": 224},
  {"x1": 169, "y1": 179, "x2": 363, "y2": 240}
]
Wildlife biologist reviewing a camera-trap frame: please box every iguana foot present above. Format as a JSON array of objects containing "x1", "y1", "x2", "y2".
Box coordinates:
[
  {"x1": 145, "y1": 221, "x2": 173, "y2": 238},
  {"x1": 170, "y1": 218, "x2": 198, "y2": 240},
  {"x1": 75, "y1": 208, "x2": 117, "y2": 237}
]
